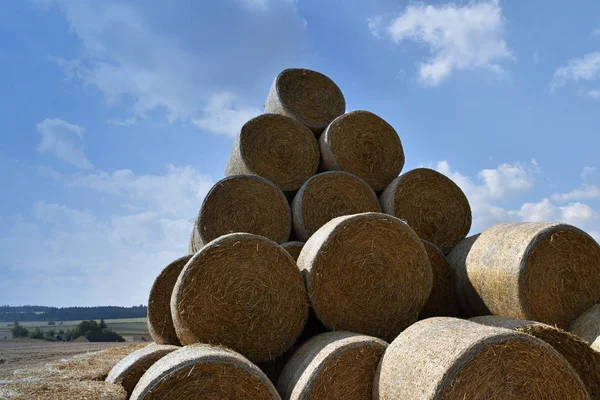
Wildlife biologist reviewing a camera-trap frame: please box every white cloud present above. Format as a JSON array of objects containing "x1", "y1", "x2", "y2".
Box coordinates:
[
  {"x1": 588, "y1": 90, "x2": 600, "y2": 99},
  {"x1": 582, "y1": 166, "x2": 598, "y2": 181},
  {"x1": 36, "y1": 118, "x2": 92, "y2": 169},
  {"x1": 370, "y1": 0, "x2": 513, "y2": 85},
  {"x1": 517, "y1": 200, "x2": 600, "y2": 228},
  {"x1": 551, "y1": 51, "x2": 600, "y2": 92},
  {"x1": 551, "y1": 184, "x2": 600, "y2": 203},
  {"x1": 191, "y1": 92, "x2": 261, "y2": 137}
]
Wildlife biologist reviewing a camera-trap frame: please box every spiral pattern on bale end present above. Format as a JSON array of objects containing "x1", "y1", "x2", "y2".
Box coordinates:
[
  {"x1": 298, "y1": 212, "x2": 432, "y2": 342},
  {"x1": 147, "y1": 255, "x2": 192, "y2": 345},
  {"x1": 264, "y1": 68, "x2": 345, "y2": 134},
  {"x1": 418, "y1": 239, "x2": 457, "y2": 319},
  {"x1": 472, "y1": 315, "x2": 600, "y2": 399},
  {"x1": 570, "y1": 304, "x2": 600, "y2": 352},
  {"x1": 281, "y1": 241, "x2": 305, "y2": 262},
  {"x1": 277, "y1": 331, "x2": 387, "y2": 400},
  {"x1": 375, "y1": 317, "x2": 590, "y2": 400},
  {"x1": 380, "y1": 168, "x2": 471, "y2": 254},
  {"x1": 225, "y1": 114, "x2": 320, "y2": 193},
  {"x1": 106, "y1": 344, "x2": 179, "y2": 397},
  {"x1": 130, "y1": 344, "x2": 280, "y2": 400},
  {"x1": 292, "y1": 171, "x2": 381, "y2": 241},
  {"x1": 197, "y1": 175, "x2": 291, "y2": 245},
  {"x1": 319, "y1": 110, "x2": 404, "y2": 192},
  {"x1": 447, "y1": 222, "x2": 600, "y2": 329},
  {"x1": 171, "y1": 233, "x2": 308, "y2": 363}
]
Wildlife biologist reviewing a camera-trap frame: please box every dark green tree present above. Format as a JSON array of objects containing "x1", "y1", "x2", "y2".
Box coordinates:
[{"x1": 10, "y1": 322, "x2": 28, "y2": 338}]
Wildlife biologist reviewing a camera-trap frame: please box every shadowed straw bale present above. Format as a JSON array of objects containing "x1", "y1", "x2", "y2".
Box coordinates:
[
  {"x1": 106, "y1": 344, "x2": 179, "y2": 397},
  {"x1": 197, "y1": 175, "x2": 291, "y2": 245},
  {"x1": 570, "y1": 304, "x2": 600, "y2": 352},
  {"x1": 187, "y1": 218, "x2": 201, "y2": 254},
  {"x1": 446, "y1": 222, "x2": 600, "y2": 328},
  {"x1": 319, "y1": 110, "x2": 404, "y2": 192},
  {"x1": 298, "y1": 212, "x2": 432, "y2": 341},
  {"x1": 0, "y1": 379, "x2": 127, "y2": 400},
  {"x1": 264, "y1": 68, "x2": 345, "y2": 134},
  {"x1": 472, "y1": 315, "x2": 600, "y2": 399},
  {"x1": 375, "y1": 317, "x2": 590, "y2": 400},
  {"x1": 379, "y1": 168, "x2": 471, "y2": 254},
  {"x1": 291, "y1": 172, "x2": 381, "y2": 241},
  {"x1": 147, "y1": 255, "x2": 192, "y2": 345},
  {"x1": 281, "y1": 241, "x2": 305, "y2": 261},
  {"x1": 418, "y1": 239, "x2": 457, "y2": 319},
  {"x1": 130, "y1": 344, "x2": 280, "y2": 400},
  {"x1": 277, "y1": 331, "x2": 387, "y2": 400},
  {"x1": 171, "y1": 233, "x2": 308, "y2": 362},
  {"x1": 445, "y1": 234, "x2": 484, "y2": 318},
  {"x1": 225, "y1": 114, "x2": 320, "y2": 193}
]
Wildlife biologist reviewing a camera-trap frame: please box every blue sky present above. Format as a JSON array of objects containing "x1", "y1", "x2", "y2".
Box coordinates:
[{"x1": 1, "y1": 0, "x2": 600, "y2": 306}]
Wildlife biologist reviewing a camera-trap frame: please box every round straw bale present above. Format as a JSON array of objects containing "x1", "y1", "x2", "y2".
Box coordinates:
[
  {"x1": 130, "y1": 344, "x2": 280, "y2": 400},
  {"x1": 225, "y1": 114, "x2": 319, "y2": 193},
  {"x1": 380, "y1": 168, "x2": 471, "y2": 254},
  {"x1": 445, "y1": 234, "x2": 486, "y2": 318},
  {"x1": 375, "y1": 317, "x2": 590, "y2": 400},
  {"x1": 298, "y1": 212, "x2": 432, "y2": 341},
  {"x1": 197, "y1": 175, "x2": 291, "y2": 245},
  {"x1": 187, "y1": 218, "x2": 201, "y2": 254},
  {"x1": 446, "y1": 222, "x2": 600, "y2": 328},
  {"x1": 319, "y1": 110, "x2": 404, "y2": 192},
  {"x1": 292, "y1": 172, "x2": 381, "y2": 241},
  {"x1": 570, "y1": 304, "x2": 600, "y2": 352},
  {"x1": 147, "y1": 255, "x2": 192, "y2": 345},
  {"x1": 106, "y1": 344, "x2": 179, "y2": 397},
  {"x1": 171, "y1": 233, "x2": 308, "y2": 362},
  {"x1": 418, "y1": 239, "x2": 457, "y2": 319},
  {"x1": 281, "y1": 241, "x2": 305, "y2": 262},
  {"x1": 472, "y1": 315, "x2": 600, "y2": 399},
  {"x1": 264, "y1": 68, "x2": 345, "y2": 134},
  {"x1": 277, "y1": 331, "x2": 387, "y2": 400}
]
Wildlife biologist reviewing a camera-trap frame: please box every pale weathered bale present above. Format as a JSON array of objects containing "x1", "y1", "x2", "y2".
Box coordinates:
[
  {"x1": 280, "y1": 241, "x2": 304, "y2": 262},
  {"x1": 446, "y1": 222, "x2": 600, "y2": 328},
  {"x1": 298, "y1": 212, "x2": 432, "y2": 341},
  {"x1": 472, "y1": 315, "x2": 600, "y2": 399},
  {"x1": 375, "y1": 317, "x2": 590, "y2": 400},
  {"x1": 445, "y1": 234, "x2": 483, "y2": 318},
  {"x1": 264, "y1": 68, "x2": 345, "y2": 134},
  {"x1": 130, "y1": 344, "x2": 280, "y2": 400},
  {"x1": 225, "y1": 114, "x2": 319, "y2": 193},
  {"x1": 0, "y1": 379, "x2": 127, "y2": 400},
  {"x1": 106, "y1": 344, "x2": 179, "y2": 397},
  {"x1": 147, "y1": 255, "x2": 192, "y2": 345},
  {"x1": 570, "y1": 304, "x2": 600, "y2": 352},
  {"x1": 171, "y1": 233, "x2": 308, "y2": 363},
  {"x1": 319, "y1": 110, "x2": 404, "y2": 192},
  {"x1": 277, "y1": 331, "x2": 387, "y2": 400},
  {"x1": 197, "y1": 175, "x2": 291, "y2": 246},
  {"x1": 418, "y1": 239, "x2": 457, "y2": 319},
  {"x1": 379, "y1": 168, "x2": 471, "y2": 254},
  {"x1": 187, "y1": 218, "x2": 201, "y2": 254},
  {"x1": 291, "y1": 171, "x2": 381, "y2": 241}
]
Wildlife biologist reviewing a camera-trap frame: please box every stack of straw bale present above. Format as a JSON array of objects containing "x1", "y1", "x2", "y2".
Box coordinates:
[{"x1": 56, "y1": 66, "x2": 600, "y2": 399}]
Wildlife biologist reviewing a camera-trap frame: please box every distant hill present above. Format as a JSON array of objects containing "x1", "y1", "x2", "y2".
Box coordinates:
[{"x1": 0, "y1": 305, "x2": 147, "y2": 322}]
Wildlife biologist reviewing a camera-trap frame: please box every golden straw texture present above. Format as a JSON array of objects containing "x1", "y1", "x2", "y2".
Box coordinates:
[
  {"x1": 319, "y1": 110, "x2": 404, "y2": 192},
  {"x1": 375, "y1": 317, "x2": 590, "y2": 400},
  {"x1": 106, "y1": 344, "x2": 179, "y2": 397},
  {"x1": 291, "y1": 171, "x2": 381, "y2": 241},
  {"x1": 197, "y1": 175, "x2": 291, "y2": 245},
  {"x1": 226, "y1": 114, "x2": 319, "y2": 193},
  {"x1": 570, "y1": 304, "x2": 600, "y2": 352},
  {"x1": 130, "y1": 344, "x2": 280, "y2": 400},
  {"x1": 147, "y1": 254, "x2": 192, "y2": 345},
  {"x1": 171, "y1": 233, "x2": 308, "y2": 362},
  {"x1": 277, "y1": 331, "x2": 387, "y2": 400},
  {"x1": 264, "y1": 68, "x2": 345, "y2": 134},
  {"x1": 447, "y1": 222, "x2": 600, "y2": 328},
  {"x1": 472, "y1": 315, "x2": 600, "y2": 399},
  {"x1": 379, "y1": 168, "x2": 471, "y2": 254},
  {"x1": 418, "y1": 239, "x2": 457, "y2": 319},
  {"x1": 298, "y1": 212, "x2": 432, "y2": 341},
  {"x1": 0, "y1": 380, "x2": 127, "y2": 400},
  {"x1": 187, "y1": 218, "x2": 201, "y2": 254}
]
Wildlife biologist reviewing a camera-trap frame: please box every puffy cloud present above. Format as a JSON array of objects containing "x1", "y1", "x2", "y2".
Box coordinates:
[
  {"x1": 551, "y1": 52, "x2": 600, "y2": 95},
  {"x1": 369, "y1": 0, "x2": 512, "y2": 85},
  {"x1": 192, "y1": 92, "x2": 261, "y2": 137},
  {"x1": 36, "y1": 118, "x2": 93, "y2": 169}
]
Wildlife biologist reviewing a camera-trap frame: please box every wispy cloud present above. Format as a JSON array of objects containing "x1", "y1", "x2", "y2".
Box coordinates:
[
  {"x1": 551, "y1": 51, "x2": 600, "y2": 94},
  {"x1": 191, "y1": 92, "x2": 261, "y2": 137},
  {"x1": 36, "y1": 118, "x2": 93, "y2": 169}
]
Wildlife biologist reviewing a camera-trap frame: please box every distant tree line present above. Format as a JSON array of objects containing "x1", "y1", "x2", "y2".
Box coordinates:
[
  {"x1": 10, "y1": 319, "x2": 124, "y2": 342},
  {"x1": 0, "y1": 305, "x2": 147, "y2": 322}
]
